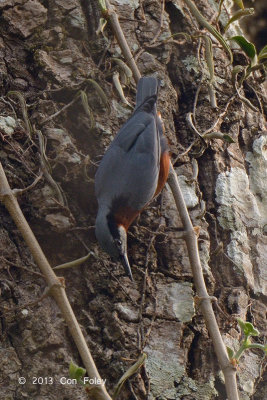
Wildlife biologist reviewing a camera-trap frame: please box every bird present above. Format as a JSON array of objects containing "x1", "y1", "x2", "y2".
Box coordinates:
[{"x1": 95, "y1": 76, "x2": 170, "y2": 281}]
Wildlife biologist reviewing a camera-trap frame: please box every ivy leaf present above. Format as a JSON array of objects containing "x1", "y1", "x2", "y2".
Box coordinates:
[
  {"x1": 231, "y1": 36, "x2": 258, "y2": 67},
  {"x1": 69, "y1": 361, "x2": 86, "y2": 383},
  {"x1": 258, "y1": 44, "x2": 267, "y2": 60},
  {"x1": 227, "y1": 346, "x2": 234, "y2": 359}
]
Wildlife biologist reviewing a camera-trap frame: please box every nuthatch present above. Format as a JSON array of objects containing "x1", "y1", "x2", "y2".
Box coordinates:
[{"x1": 95, "y1": 77, "x2": 170, "y2": 280}]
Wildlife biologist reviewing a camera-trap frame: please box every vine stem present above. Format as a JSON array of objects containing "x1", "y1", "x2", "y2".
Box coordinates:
[
  {"x1": 0, "y1": 162, "x2": 112, "y2": 400},
  {"x1": 100, "y1": 2, "x2": 240, "y2": 399}
]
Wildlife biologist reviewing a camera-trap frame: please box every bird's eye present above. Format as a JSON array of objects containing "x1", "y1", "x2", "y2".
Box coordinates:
[{"x1": 115, "y1": 238, "x2": 122, "y2": 247}]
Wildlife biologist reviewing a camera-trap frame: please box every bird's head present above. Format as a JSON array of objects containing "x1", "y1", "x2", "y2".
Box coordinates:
[{"x1": 95, "y1": 211, "x2": 133, "y2": 281}]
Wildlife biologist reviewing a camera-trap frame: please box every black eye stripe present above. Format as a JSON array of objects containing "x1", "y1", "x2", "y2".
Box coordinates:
[{"x1": 107, "y1": 213, "x2": 120, "y2": 239}]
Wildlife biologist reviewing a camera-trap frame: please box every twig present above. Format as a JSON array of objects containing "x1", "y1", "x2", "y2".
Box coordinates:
[
  {"x1": 234, "y1": 82, "x2": 259, "y2": 112},
  {"x1": 244, "y1": 82, "x2": 264, "y2": 115},
  {"x1": 186, "y1": 112, "x2": 204, "y2": 139},
  {"x1": 40, "y1": 96, "x2": 78, "y2": 126},
  {"x1": 103, "y1": 0, "x2": 141, "y2": 83},
  {"x1": 202, "y1": 94, "x2": 236, "y2": 135},
  {"x1": 185, "y1": 113, "x2": 207, "y2": 157},
  {"x1": 167, "y1": 165, "x2": 239, "y2": 400},
  {"x1": 12, "y1": 172, "x2": 43, "y2": 196},
  {"x1": 8, "y1": 91, "x2": 33, "y2": 139},
  {"x1": 0, "y1": 162, "x2": 112, "y2": 400},
  {"x1": 37, "y1": 130, "x2": 66, "y2": 205},
  {"x1": 173, "y1": 140, "x2": 198, "y2": 163},
  {"x1": 0, "y1": 96, "x2": 17, "y2": 117},
  {"x1": 182, "y1": 0, "x2": 233, "y2": 63},
  {"x1": 1, "y1": 256, "x2": 44, "y2": 278}
]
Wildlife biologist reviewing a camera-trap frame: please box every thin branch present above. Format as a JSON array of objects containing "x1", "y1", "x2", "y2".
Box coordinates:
[
  {"x1": 8, "y1": 91, "x2": 33, "y2": 139},
  {"x1": 103, "y1": 0, "x2": 141, "y2": 83},
  {"x1": 36, "y1": 130, "x2": 66, "y2": 205},
  {"x1": 167, "y1": 165, "x2": 239, "y2": 400},
  {"x1": 40, "y1": 95, "x2": 78, "y2": 126},
  {"x1": 0, "y1": 162, "x2": 112, "y2": 400},
  {"x1": 12, "y1": 172, "x2": 43, "y2": 196}
]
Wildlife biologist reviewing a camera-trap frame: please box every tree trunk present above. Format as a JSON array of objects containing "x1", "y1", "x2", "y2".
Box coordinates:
[{"x1": 0, "y1": 0, "x2": 266, "y2": 399}]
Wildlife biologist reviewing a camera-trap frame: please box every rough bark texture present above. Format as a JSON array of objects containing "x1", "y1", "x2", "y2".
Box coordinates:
[{"x1": 0, "y1": 1, "x2": 266, "y2": 399}]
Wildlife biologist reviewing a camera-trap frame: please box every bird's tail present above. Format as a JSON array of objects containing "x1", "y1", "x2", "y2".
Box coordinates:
[{"x1": 135, "y1": 76, "x2": 159, "y2": 109}]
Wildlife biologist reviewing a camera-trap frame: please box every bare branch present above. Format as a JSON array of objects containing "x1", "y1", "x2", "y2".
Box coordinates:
[
  {"x1": 103, "y1": 0, "x2": 141, "y2": 83},
  {"x1": 0, "y1": 162, "x2": 112, "y2": 400},
  {"x1": 167, "y1": 165, "x2": 239, "y2": 400}
]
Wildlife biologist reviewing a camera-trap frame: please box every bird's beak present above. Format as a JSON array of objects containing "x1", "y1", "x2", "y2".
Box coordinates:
[{"x1": 120, "y1": 253, "x2": 134, "y2": 281}]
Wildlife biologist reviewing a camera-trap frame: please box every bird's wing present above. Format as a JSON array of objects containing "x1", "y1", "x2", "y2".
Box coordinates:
[
  {"x1": 110, "y1": 113, "x2": 152, "y2": 153},
  {"x1": 95, "y1": 115, "x2": 160, "y2": 210}
]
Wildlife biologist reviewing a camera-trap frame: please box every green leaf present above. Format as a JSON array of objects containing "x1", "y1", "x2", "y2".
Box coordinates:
[
  {"x1": 183, "y1": 0, "x2": 233, "y2": 62},
  {"x1": 204, "y1": 35, "x2": 215, "y2": 83},
  {"x1": 244, "y1": 323, "x2": 259, "y2": 337},
  {"x1": 96, "y1": 17, "x2": 108, "y2": 36},
  {"x1": 216, "y1": 0, "x2": 225, "y2": 24},
  {"x1": 223, "y1": 134, "x2": 235, "y2": 143},
  {"x1": 233, "y1": 0, "x2": 245, "y2": 10},
  {"x1": 231, "y1": 36, "x2": 258, "y2": 67},
  {"x1": 237, "y1": 318, "x2": 246, "y2": 332},
  {"x1": 231, "y1": 36, "x2": 256, "y2": 59},
  {"x1": 259, "y1": 45, "x2": 267, "y2": 60},
  {"x1": 98, "y1": 0, "x2": 107, "y2": 12},
  {"x1": 237, "y1": 319, "x2": 259, "y2": 337},
  {"x1": 224, "y1": 9, "x2": 254, "y2": 32},
  {"x1": 227, "y1": 346, "x2": 234, "y2": 359},
  {"x1": 204, "y1": 132, "x2": 235, "y2": 143},
  {"x1": 113, "y1": 353, "x2": 147, "y2": 399},
  {"x1": 69, "y1": 361, "x2": 86, "y2": 382},
  {"x1": 232, "y1": 65, "x2": 244, "y2": 75}
]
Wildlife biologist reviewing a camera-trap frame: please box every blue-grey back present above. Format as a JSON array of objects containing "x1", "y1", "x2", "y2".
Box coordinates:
[{"x1": 95, "y1": 76, "x2": 162, "y2": 212}]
